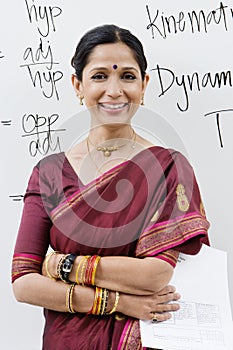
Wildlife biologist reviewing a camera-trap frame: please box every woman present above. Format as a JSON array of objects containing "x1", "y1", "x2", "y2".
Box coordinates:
[{"x1": 11, "y1": 24, "x2": 210, "y2": 350}]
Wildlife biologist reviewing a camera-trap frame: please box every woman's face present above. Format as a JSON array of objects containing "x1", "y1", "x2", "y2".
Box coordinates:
[{"x1": 72, "y1": 42, "x2": 149, "y2": 127}]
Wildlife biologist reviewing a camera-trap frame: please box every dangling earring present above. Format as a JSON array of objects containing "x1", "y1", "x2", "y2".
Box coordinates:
[
  {"x1": 79, "y1": 95, "x2": 84, "y2": 106},
  {"x1": 141, "y1": 95, "x2": 144, "y2": 106}
]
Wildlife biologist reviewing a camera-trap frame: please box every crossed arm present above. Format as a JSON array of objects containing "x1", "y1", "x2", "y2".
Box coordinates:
[{"x1": 13, "y1": 254, "x2": 180, "y2": 321}]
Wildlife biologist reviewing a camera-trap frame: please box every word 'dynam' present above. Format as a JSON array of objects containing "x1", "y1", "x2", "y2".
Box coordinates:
[{"x1": 152, "y1": 65, "x2": 232, "y2": 112}]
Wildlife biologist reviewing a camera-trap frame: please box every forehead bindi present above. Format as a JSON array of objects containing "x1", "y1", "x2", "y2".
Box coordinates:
[{"x1": 86, "y1": 43, "x2": 139, "y2": 71}]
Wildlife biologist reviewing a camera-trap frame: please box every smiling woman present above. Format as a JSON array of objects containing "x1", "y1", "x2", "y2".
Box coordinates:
[
  {"x1": 71, "y1": 41, "x2": 148, "y2": 132},
  {"x1": 11, "y1": 24, "x2": 210, "y2": 350}
]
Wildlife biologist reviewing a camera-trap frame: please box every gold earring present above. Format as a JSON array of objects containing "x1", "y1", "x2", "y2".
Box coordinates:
[
  {"x1": 141, "y1": 95, "x2": 144, "y2": 106},
  {"x1": 79, "y1": 95, "x2": 84, "y2": 105}
]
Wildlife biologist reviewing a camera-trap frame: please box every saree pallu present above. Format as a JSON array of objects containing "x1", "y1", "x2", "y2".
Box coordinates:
[{"x1": 12, "y1": 146, "x2": 210, "y2": 350}]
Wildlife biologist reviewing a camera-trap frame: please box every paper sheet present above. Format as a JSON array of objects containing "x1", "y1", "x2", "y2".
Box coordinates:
[{"x1": 140, "y1": 245, "x2": 233, "y2": 349}]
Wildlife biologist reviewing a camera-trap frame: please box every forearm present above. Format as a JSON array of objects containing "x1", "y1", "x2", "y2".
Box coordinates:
[
  {"x1": 13, "y1": 273, "x2": 180, "y2": 322},
  {"x1": 94, "y1": 256, "x2": 174, "y2": 294},
  {"x1": 48, "y1": 253, "x2": 173, "y2": 295},
  {"x1": 12, "y1": 273, "x2": 95, "y2": 313},
  {"x1": 58, "y1": 255, "x2": 173, "y2": 295}
]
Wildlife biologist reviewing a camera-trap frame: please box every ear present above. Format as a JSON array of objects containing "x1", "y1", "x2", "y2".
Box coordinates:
[
  {"x1": 142, "y1": 73, "x2": 150, "y2": 94},
  {"x1": 71, "y1": 74, "x2": 84, "y2": 96}
]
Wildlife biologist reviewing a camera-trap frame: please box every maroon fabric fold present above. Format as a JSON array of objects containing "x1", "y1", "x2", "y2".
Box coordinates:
[{"x1": 12, "y1": 146, "x2": 210, "y2": 350}]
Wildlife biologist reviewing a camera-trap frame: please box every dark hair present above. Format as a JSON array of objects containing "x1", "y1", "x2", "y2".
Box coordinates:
[{"x1": 71, "y1": 24, "x2": 147, "y2": 81}]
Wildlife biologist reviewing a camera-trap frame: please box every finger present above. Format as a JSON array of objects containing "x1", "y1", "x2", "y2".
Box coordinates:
[
  {"x1": 151, "y1": 312, "x2": 172, "y2": 323},
  {"x1": 156, "y1": 292, "x2": 181, "y2": 304},
  {"x1": 157, "y1": 285, "x2": 176, "y2": 295},
  {"x1": 154, "y1": 302, "x2": 180, "y2": 313}
]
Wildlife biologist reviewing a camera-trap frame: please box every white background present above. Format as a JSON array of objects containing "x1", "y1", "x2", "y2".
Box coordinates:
[{"x1": 1, "y1": 0, "x2": 233, "y2": 348}]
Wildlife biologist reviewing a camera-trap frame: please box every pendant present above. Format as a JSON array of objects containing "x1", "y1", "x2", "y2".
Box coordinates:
[
  {"x1": 97, "y1": 146, "x2": 118, "y2": 157},
  {"x1": 104, "y1": 150, "x2": 111, "y2": 157}
]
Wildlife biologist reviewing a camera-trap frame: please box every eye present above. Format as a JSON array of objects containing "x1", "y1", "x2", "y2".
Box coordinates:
[
  {"x1": 122, "y1": 72, "x2": 136, "y2": 80},
  {"x1": 91, "y1": 73, "x2": 107, "y2": 80}
]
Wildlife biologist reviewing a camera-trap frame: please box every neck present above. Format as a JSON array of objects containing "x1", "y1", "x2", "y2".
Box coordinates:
[{"x1": 88, "y1": 124, "x2": 134, "y2": 145}]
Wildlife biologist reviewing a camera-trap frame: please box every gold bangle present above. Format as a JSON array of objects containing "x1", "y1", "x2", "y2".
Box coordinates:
[
  {"x1": 80, "y1": 256, "x2": 90, "y2": 286},
  {"x1": 101, "y1": 288, "x2": 109, "y2": 315},
  {"x1": 66, "y1": 283, "x2": 76, "y2": 313},
  {"x1": 106, "y1": 291, "x2": 120, "y2": 315},
  {"x1": 45, "y1": 251, "x2": 60, "y2": 280},
  {"x1": 75, "y1": 257, "x2": 83, "y2": 285}
]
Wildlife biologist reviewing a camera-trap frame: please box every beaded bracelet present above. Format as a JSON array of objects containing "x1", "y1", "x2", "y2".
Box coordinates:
[{"x1": 57, "y1": 254, "x2": 69, "y2": 283}]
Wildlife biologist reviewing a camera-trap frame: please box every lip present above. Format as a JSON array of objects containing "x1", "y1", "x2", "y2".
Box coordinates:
[{"x1": 99, "y1": 102, "x2": 129, "y2": 112}]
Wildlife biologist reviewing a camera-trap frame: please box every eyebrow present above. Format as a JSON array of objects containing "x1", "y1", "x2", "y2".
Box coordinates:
[{"x1": 89, "y1": 66, "x2": 139, "y2": 73}]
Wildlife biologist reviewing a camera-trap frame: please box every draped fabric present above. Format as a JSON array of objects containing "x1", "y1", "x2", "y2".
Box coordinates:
[{"x1": 12, "y1": 146, "x2": 210, "y2": 350}]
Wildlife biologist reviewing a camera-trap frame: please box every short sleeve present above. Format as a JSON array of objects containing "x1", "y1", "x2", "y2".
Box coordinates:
[
  {"x1": 135, "y1": 149, "x2": 210, "y2": 265},
  {"x1": 12, "y1": 165, "x2": 53, "y2": 282}
]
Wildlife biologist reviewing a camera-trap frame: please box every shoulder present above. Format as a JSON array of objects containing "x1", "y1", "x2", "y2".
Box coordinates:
[
  {"x1": 148, "y1": 145, "x2": 188, "y2": 161},
  {"x1": 36, "y1": 152, "x2": 65, "y2": 168},
  {"x1": 148, "y1": 146, "x2": 194, "y2": 173},
  {"x1": 29, "y1": 152, "x2": 66, "y2": 184},
  {"x1": 35, "y1": 152, "x2": 66, "y2": 174}
]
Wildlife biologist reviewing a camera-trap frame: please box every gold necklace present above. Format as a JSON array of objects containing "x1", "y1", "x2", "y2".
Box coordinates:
[
  {"x1": 88, "y1": 129, "x2": 136, "y2": 157},
  {"x1": 86, "y1": 130, "x2": 137, "y2": 175}
]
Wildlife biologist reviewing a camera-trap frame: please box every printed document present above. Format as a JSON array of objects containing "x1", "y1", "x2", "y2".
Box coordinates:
[{"x1": 140, "y1": 244, "x2": 233, "y2": 349}]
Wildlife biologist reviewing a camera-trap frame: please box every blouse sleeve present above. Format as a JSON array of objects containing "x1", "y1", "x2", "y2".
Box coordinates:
[
  {"x1": 11, "y1": 164, "x2": 54, "y2": 283},
  {"x1": 135, "y1": 149, "x2": 210, "y2": 267}
]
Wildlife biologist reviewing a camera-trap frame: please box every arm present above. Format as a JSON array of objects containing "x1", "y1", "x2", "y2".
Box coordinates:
[
  {"x1": 94, "y1": 255, "x2": 173, "y2": 295},
  {"x1": 13, "y1": 273, "x2": 180, "y2": 321},
  {"x1": 48, "y1": 253, "x2": 174, "y2": 295}
]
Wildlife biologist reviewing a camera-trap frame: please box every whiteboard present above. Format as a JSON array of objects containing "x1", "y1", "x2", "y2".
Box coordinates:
[{"x1": 1, "y1": 0, "x2": 232, "y2": 348}]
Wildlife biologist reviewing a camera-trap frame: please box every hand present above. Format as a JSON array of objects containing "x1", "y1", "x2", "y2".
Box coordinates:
[{"x1": 118, "y1": 285, "x2": 180, "y2": 321}]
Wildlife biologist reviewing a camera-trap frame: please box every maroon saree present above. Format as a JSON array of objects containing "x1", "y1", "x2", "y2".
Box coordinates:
[{"x1": 12, "y1": 146, "x2": 210, "y2": 350}]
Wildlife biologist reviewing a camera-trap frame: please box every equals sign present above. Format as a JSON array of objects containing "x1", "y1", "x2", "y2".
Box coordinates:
[
  {"x1": 9, "y1": 195, "x2": 24, "y2": 202},
  {"x1": 1, "y1": 120, "x2": 12, "y2": 126}
]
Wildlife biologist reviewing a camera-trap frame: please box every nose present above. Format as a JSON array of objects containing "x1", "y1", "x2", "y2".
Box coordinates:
[{"x1": 105, "y1": 76, "x2": 123, "y2": 98}]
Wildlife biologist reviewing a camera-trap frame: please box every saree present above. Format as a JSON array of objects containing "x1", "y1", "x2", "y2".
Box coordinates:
[{"x1": 12, "y1": 146, "x2": 210, "y2": 350}]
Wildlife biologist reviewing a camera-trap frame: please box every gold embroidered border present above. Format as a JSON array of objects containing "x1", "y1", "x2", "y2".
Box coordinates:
[
  {"x1": 156, "y1": 249, "x2": 179, "y2": 267},
  {"x1": 12, "y1": 256, "x2": 42, "y2": 282},
  {"x1": 118, "y1": 320, "x2": 143, "y2": 350},
  {"x1": 136, "y1": 213, "x2": 209, "y2": 257}
]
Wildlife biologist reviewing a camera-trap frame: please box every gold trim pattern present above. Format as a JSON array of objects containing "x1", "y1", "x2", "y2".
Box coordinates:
[
  {"x1": 176, "y1": 184, "x2": 189, "y2": 212},
  {"x1": 136, "y1": 213, "x2": 210, "y2": 257},
  {"x1": 200, "y1": 201, "x2": 206, "y2": 217}
]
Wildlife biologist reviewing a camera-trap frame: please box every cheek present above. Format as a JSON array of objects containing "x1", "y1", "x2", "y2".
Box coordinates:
[
  {"x1": 129, "y1": 84, "x2": 143, "y2": 99},
  {"x1": 83, "y1": 84, "x2": 103, "y2": 101}
]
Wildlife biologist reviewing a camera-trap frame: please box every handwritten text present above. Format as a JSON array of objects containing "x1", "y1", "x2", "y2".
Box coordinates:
[
  {"x1": 20, "y1": 38, "x2": 63, "y2": 100},
  {"x1": 146, "y1": 2, "x2": 232, "y2": 39},
  {"x1": 25, "y1": 0, "x2": 62, "y2": 37},
  {"x1": 151, "y1": 65, "x2": 232, "y2": 112},
  {"x1": 21, "y1": 112, "x2": 65, "y2": 157}
]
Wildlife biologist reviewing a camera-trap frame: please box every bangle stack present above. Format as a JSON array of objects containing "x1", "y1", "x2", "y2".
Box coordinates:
[
  {"x1": 76, "y1": 255, "x2": 101, "y2": 286},
  {"x1": 88, "y1": 287, "x2": 110, "y2": 315},
  {"x1": 44, "y1": 251, "x2": 120, "y2": 316}
]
